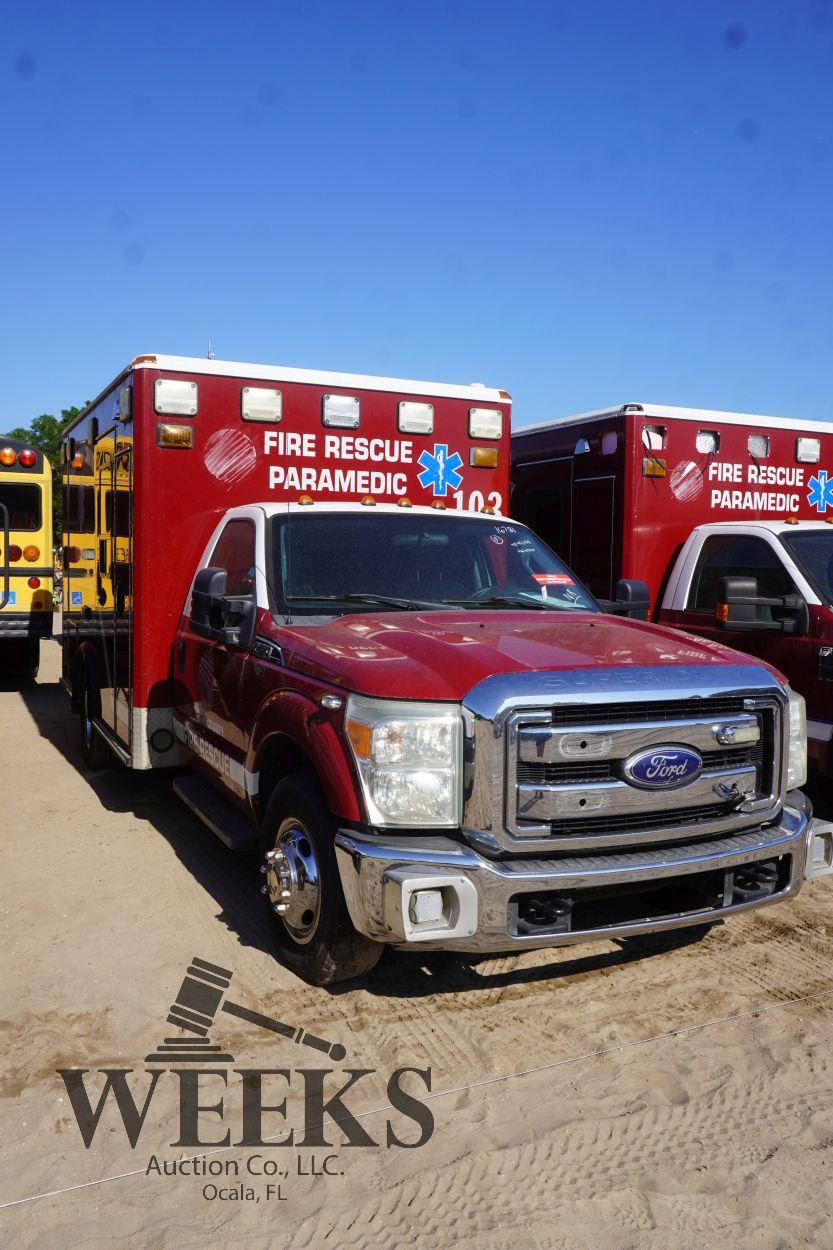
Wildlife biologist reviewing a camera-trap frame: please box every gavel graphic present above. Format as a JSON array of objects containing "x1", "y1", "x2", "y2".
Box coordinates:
[{"x1": 145, "y1": 956, "x2": 347, "y2": 1065}]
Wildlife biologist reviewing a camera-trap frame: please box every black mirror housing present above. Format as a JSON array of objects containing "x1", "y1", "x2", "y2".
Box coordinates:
[
  {"x1": 716, "y1": 574, "x2": 809, "y2": 636},
  {"x1": 601, "y1": 578, "x2": 651, "y2": 620},
  {"x1": 190, "y1": 566, "x2": 256, "y2": 648}
]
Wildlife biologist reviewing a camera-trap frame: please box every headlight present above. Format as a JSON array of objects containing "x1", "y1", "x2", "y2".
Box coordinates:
[
  {"x1": 786, "y1": 686, "x2": 807, "y2": 790},
  {"x1": 345, "y1": 695, "x2": 462, "y2": 827}
]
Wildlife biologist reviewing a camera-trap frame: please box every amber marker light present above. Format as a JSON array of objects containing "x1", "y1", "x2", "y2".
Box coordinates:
[
  {"x1": 396, "y1": 497, "x2": 412, "y2": 507},
  {"x1": 785, "y1": 516, "x2": 800, "y2": 525},
  {"x1": 346, "y1": 720, "x2": 372, "y2": 758},
  {"x1": 470, "y1": 447, "x2": 498, "y2": 468},
  {"x1": 361, "y1": 495, "x2": 376, "y2": 506},
  {"x1": 430, "y1": 500, "x2": 446, "y2": 509},
  {"x1": 715, "y1": 603, "x2": 730, "y2": 622},
  {"x1": 0, "y1": 447, "x2": 16, "y2": 467},
  {"x1": 156, "y1": 423, "x2": 193, "y2": 449},
  {"x1": 297, "y1": 494, "x2": 314, "y2": 505}
]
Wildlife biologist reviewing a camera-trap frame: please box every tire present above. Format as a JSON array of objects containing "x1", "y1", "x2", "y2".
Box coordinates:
[
  {"x1": 79, "y1": 666, "x2": 113, "y2": 770},
  {"x1": 260, "y1": 775, "x2": 382, "y2": 986}
]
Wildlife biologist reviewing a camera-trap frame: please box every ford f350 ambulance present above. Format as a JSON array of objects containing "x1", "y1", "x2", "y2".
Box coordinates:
[
  {"x1": 62, "y1": 366, "x2": 828, "y2": 985},
  {"x1": 511, "y1": 402, "x2": 833, "y2": 782}
]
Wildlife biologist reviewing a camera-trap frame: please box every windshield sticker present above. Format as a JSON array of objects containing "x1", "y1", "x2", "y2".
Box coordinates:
[{"x1": 533, "y1": 573, "x2": 574, "y2": 586}]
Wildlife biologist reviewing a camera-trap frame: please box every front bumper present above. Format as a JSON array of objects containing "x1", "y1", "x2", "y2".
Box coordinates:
[
  {"x1": 335, "y1": 795, "x2": 827, "y2": 953},
  {"x1": 0, "y1": 612, "x2": 52, "y2": 638}
]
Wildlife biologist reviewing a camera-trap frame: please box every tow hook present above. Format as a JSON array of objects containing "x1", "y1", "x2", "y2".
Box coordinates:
[{"x1": 713, "y1": 779, "x2": 757, "y2": 808}]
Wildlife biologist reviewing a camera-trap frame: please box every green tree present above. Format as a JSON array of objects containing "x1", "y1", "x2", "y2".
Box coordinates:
[{"x1": 3, "y1": 407, "x2": 84, "y2": 536}]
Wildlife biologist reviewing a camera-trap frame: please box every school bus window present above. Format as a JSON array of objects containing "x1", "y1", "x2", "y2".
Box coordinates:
[
  {"x1": 105, "y1": 491, "x2": 131, "y2": 538},
  {"x1": 0, "y1": 484, "x2": 41, "y2": 530},
  {"x1": 65, "y1": 484, "x2": 95, "y2": 533}
]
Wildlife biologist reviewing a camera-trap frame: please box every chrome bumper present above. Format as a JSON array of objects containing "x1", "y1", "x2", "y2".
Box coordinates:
[{"x1": 335, "y1": 798, "x2": 820, "y2": 953}]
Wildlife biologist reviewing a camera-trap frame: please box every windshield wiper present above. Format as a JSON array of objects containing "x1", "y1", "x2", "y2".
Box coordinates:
[
  {"x1": 442, "y1": 595, "x2": 568, "y2": 611},
  {"x1": 287, "y1": 593, "x2": 447, "y2": 611}
]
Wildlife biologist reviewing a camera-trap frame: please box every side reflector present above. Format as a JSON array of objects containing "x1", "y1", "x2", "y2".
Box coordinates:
[
  {"x1": 642, "y1": 456, "x2": 667, "y2": 477},
  {"x1": 154, "y1": 377, "x2": 198, "y2": 417},
  {"x1": 470, "y1": 447, "x2": 498, "y2": 468},
  {"x1": 716, "y1": 603, "x2": 729, "y2": 622},
  {"x1": 156, "y1": 423, "x2": 194, "y2": 449},
  {"x1": 0, "y1": 447, "x2": 16, "y2": 466},
  {"x1": 23, "y1": 545, "x2": 39, "y2": 562}
]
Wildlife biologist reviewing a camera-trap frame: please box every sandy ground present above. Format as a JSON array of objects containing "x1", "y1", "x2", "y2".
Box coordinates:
[{"x1": 3, "y1": 642, "x2": 833, "y2": 1249}]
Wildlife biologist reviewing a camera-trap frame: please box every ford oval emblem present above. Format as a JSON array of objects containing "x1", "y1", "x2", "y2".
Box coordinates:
[{"x1": 622, "y1": 745, "x2": 703, "y2": 790}]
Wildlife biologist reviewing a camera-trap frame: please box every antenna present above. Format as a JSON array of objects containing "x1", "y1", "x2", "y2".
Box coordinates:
[{"x1": 207, "y1": 338, "x2": 215, "y2": 359}]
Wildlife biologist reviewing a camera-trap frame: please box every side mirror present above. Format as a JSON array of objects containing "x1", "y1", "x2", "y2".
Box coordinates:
[
  {"x1": 716, "y1": 574, "x2": 809, "y2": 636},
  {"x1": 191, "y1": 566, "x2": 256, "y2": 648},
  {"x1": 601, "y1": 578, "x2": 650, "y2": 621}
]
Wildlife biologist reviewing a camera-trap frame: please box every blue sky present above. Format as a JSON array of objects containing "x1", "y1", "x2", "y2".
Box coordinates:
[{"x1": 2, "y1": 0, "x2": 832, "y2": 429}]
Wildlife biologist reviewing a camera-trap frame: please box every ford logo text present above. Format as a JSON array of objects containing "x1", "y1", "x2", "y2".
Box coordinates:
[{"x1": 622, "y1": 745, "x2": 703, "y2": 790}]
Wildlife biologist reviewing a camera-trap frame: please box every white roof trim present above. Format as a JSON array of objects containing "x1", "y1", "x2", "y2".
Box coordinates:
[
  {"x1": 240, "y1": 501, "x2": 508, "y2": 521},
  {"x1": 132, "y1": 354, "x2": 510, "y2": 404},
  {"x1": 513, "y1": 402, "x2": 832, "y2": 437}
]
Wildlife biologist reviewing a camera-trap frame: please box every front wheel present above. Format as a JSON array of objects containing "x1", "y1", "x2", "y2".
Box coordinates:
[{"x1": 260, "y1": 775, "x2": 382, "y2": 986}]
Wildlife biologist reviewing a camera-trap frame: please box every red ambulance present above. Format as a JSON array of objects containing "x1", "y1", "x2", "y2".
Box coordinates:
[
  {"x1": 61, "y1": 367, "x2": 827, "y2": 984},
  {"x1": 511, "y1": 402, "x2": 833, "y2": 777}
]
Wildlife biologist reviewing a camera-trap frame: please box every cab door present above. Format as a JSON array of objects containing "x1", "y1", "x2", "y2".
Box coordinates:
[
  {"x1": 175, "y1": 517, "x2": 258, "y2": 807},
  {"x1": 669, "y1": 532, "x2": 814, "y2": 701}
]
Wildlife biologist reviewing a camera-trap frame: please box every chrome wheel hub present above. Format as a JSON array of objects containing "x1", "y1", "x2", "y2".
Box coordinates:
[{"x1": 263, "y1": 821, "x2": 321, "y2": 944}]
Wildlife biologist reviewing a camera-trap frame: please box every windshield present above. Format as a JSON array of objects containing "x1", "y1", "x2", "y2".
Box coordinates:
[
  {"x1": 0, "y1": 483, "x2": 41, "y2": 531},
  {"x1": 269, "y1": 511, "x2": 599, "y2": 617},
  {"x1": 781, "y1": 529, "x2": 833, "y2": 603}
]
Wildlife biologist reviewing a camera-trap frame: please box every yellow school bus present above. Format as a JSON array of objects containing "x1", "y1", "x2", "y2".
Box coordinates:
[{"x1": 0, "y1": 436, "x2": 53, "y2": 677}]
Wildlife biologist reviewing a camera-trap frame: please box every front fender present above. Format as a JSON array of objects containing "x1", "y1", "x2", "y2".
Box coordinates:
[{"x1": 247, "y1": 688, "x2": 362, "y2": 822}]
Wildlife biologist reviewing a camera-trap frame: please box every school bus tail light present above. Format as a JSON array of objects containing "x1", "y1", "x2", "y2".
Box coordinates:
[
  {"x1": 18, "y1": 448, "x2": 37, "y2": 467},
  {"x1": 23, "y1": 545, "x2": 39, "y2": 562},
  {"x1": 28, "y1": 577, "x2": 40, "y2": 589},
  {"x1": 470, "y1": 447, "x2": 498, "y2": 468},
  {"x1": 156, "y1": 423, "x2": 194, "y2": 449},
  {"x1": 0, "y1": 447, "x2": 16, "y2": 467},
  {"x1": 66, "y1": 546, "x2": 81, "y2": 564},
  {"x1": 7, "y1": 545, "x2": 22, "y2": 562}
]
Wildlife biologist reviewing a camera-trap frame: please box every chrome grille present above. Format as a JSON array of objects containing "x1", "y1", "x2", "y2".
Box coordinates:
[
  {"x1": 504, "y1": 696, "x2": 783, "y2": 853},
  {"x1": 517, "y1": 743, "x2": 764, "y2": 786}
]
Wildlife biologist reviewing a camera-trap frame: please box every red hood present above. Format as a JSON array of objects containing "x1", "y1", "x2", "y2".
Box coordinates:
[{"x1": 272, "y1": 610, "x2": 773, "y2": 701}]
